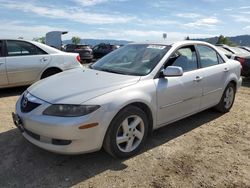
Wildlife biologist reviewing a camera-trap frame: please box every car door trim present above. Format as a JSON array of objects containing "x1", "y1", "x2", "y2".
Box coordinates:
[
  {"x1": 160, "y1": 100, "x2": 183, "y2": 109},
  {"x1": 203, "y1": 88, "x2": 222, "y2": 96},
  {"x1": 160, "y1": 96, "x2": 199, "y2": 109}
]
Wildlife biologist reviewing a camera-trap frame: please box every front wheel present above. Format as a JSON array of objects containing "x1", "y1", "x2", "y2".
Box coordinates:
[
  {"x1": 215, "y1": 83, "x2": 236, "y2": 113},
  {"x1": 103, "y1": 106, "x2": 148, "y2": 158}
]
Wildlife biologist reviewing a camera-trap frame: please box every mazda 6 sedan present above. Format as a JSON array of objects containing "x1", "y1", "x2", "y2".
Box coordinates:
[
  {"x1": 13, "y1": 41, "x2": 242, "y2": 158},
  {"x1": 0, "y1": 39, "x2": 82, "y2": 89}
]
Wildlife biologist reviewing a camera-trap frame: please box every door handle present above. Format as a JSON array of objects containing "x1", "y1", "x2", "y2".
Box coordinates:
[
  {"x1": 0, "y1": 62, "x2": 4, "y2": 66},
  {"x1": 224, "y1": 67, "x2": 230, "y2": 72},
  {"x1": 194, "y1": 76, "x2": 203, "y2": 82},
  {"x1": 40, "y1": 57, "x2": 49, "y2": 62}
]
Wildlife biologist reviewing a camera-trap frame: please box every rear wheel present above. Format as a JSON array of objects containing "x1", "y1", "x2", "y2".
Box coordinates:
[
  {"x1": 215, "y1": 83, "x2": 236, "y2": 113},
  {"x1": 103, "y1": 106, "x2": 148, "y2": 158}
]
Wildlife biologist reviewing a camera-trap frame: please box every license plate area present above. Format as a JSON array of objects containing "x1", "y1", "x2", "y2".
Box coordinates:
[{"x1": 12, "y1": 112, "x2": 24, "y2": 132}]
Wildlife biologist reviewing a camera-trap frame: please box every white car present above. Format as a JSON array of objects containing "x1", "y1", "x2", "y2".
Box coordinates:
[
  {"x1": 13, "y1": 41, "x2": 242, "y2": 158},
  {"x1": 0, "y1": 39, "x2": 82, "y2": 88}
]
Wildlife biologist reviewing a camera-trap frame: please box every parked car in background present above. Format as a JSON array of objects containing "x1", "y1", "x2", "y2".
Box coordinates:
[
  {"x1": 92, "y1": 43, "x2": 119, "y2": 59},
  {"x1": 64, "y1": 44, "x2": 93, "y2": 63},
  {"x1": 13, "y1": 41, "x2": 242, "y2": 158},
  {"x1": 0, "y1": 39, "x2": 82, "y2": 89},
  {"x1": 239, "y1": 46, "x2": 250, "y2": 53},
  {"x1": 216, "y1": 44, "x2": 250, "y2": 77},
  {"x1": 216, "y1": 45, "x2": 234, "y2": 58}
]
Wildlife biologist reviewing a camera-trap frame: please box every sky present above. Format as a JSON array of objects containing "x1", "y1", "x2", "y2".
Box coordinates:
[{"x1": 0, "y1": 0, "x2": 250, "y2": 42}]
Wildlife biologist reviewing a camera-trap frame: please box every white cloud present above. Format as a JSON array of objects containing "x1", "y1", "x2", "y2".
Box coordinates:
[
  {"x1": 185, "y1": 17, "x2": 220, "y2": 28},
  {"x1": 1, "y1": 1, "x2": 136, "y2": 25},
  {"x1": 0, "y1": 0, "x2": 184, "y2": 27},
  {"x1": 239, "y1": 6, "x2": 250, "y2": 9},
  {"x1": 74, "y1": 0, "x2": 108, "y2": 6},
  {"x1": 232, "y1": 15, "x2": 250, "y2": 23},
  {"x1": 74, "y1": 0, "x2": 128, "y2": 6},
  {"x1": 138, "y1": 19, "x2": 180, "y2": 26},
  {"x1": 244, "y1": 26, "x2": 250, "y2": 30},
  {"x1": 223, "y1": 8, "x2": 233, "y2": 11},
  {"x1": 175, "y1": 13, "x2": 201, "y2": 19},
  {"x1": 0, "y1": 20, "x2": 68, "y2": 39},
  {"x1": 239, "y1": 11, "x2": 250, "y2": 14},
  {"x1": 0, "y1": 20, "x2": 214, "y2": 42}
]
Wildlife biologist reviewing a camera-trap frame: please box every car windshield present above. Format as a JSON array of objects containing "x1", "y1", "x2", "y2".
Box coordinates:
[{"x1": 91, "y1": 44, "x2": 170, "y2": 76}]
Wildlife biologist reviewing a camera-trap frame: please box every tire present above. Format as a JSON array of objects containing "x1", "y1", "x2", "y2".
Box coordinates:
[
  {"x1": 41, "y1": 69, "x2": 61, "y2": 79},
  {"x1": 103, "y1": 106, "x2": 148, "y2": 158},
  {"x1": 215, "y1": 83, "x2": 236, "y2": 113}
]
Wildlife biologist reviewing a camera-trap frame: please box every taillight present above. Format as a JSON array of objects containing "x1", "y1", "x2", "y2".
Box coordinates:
[
  {"x1": 235, "y1": 57, "x2": 246, "y2": 65},
  {"x1": 76, "y1": 55, "x2": 81, "y2": 63}
]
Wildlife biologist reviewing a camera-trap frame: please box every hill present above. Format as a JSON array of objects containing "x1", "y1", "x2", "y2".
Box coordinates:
[
  {"x1": 63, "y1": 38, "x2": 131, "y2": 46},
  {"x1": 195, "y1": 35, "x2": 250, "y2": 46}
]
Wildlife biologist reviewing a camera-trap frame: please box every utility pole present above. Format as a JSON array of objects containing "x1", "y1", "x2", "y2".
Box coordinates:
[{"x1": 163, "y1": 33, "x2": 167, "y2": 40}]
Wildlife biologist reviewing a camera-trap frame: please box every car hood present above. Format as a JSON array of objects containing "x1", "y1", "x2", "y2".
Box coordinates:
[{"x1": 28, "y1": 68, "x2": 140, "y2": 104}]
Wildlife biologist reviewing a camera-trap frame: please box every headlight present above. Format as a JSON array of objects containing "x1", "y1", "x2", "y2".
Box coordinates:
[{"x1": 43, "y1": 104, "x2": 100, "y2": 117}]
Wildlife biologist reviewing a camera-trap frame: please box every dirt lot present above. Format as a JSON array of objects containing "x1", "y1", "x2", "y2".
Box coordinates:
[{"x1": 0, "y1": 79, "x2": 249, "y2": 188}]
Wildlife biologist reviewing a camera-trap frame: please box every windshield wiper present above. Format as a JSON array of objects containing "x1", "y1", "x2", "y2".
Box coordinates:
[
  {"x1": 99, "y1": 68, "x2": 127, "y2": 75},
  {"x1": 90, "y1": 66, "x2": 141, "y2": 76}
]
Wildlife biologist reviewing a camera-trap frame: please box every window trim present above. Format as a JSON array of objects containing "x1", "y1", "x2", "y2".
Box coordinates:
[
  {"x1": 6, "y1": 40, "x2": 47, "y2": 57},
  {"x1": 154, "y1": 44, "x2": 199, "y2": 79},
  {"x1": 195, "y1": 44, "x2": 224, "y2": 69}
]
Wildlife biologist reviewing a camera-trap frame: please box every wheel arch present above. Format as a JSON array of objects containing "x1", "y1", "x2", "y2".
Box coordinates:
[
  {"x1": 40, "y1": 67, "x2": 62, "y2": 79},
  {"x1": 224, "y1": 74, "x2": 239, "y2": 92}
]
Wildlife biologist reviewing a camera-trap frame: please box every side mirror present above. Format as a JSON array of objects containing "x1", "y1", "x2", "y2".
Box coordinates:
[{"x1": 162, "y1": 66, "x2": 183, "y2": 77}]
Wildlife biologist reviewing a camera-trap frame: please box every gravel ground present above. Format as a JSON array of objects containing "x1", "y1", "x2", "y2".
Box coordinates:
[{"x1": 0, "y1": 78, "x2": 249, "y2": 188}]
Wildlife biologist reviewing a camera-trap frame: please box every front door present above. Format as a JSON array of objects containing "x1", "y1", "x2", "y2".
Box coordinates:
[{"x1": 155, "y1": 45, "x2": 203, "y2": 126}]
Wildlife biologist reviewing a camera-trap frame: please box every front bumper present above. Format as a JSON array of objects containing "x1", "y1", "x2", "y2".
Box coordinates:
[{"x1": 14, "y1": 94, "x2": 109, "y2": 154}]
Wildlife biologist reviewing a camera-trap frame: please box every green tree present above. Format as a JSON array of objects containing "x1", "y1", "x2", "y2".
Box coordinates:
[
  {"x1": 185, "y1": 36, "x2": 190, "y2": 40},
  {"x1": 216, "y1": 35, "x2": 235, "y2": 46},
  {"x1": 71, "y1": 36, "x2": 81, "y2": 45},
  {"x1": 33, "y1": 37, "x2": 45, "y2": 44}
]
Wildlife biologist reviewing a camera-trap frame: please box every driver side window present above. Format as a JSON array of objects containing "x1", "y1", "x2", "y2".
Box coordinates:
[{"x1": 167, "y1": 46, "x2": 198, "y2": 72}]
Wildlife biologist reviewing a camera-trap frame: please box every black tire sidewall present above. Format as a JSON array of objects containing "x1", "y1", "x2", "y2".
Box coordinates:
[
  {"x1": 104, "y1": 106, "x2": 148, "y2": 158},
  {"x1": 217, "y1": 83, "x2": 236, "y2": 112}
]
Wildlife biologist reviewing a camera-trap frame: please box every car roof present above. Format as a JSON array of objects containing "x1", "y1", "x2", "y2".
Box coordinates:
[{"x1": 130, "y1": 40, "x2": 215, "y2": 46}]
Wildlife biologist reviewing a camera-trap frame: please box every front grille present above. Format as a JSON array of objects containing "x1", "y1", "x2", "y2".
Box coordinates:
[
  {"x1": 24, "y1": 128, "x2": 40, "y2": 141},
  {"x1": 20, "y1": 95, "x2": 41, "y2": 113},
  {"x1": 52, "y1": 139, "x2": 72, "y2": 145},
  {"x1": 24, "y1": 128, "x2": 72, "y2": 146}
]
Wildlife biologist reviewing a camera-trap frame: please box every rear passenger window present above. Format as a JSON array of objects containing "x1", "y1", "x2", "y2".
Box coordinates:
[
  {"x1": 197, "y1": 45, "x2": 219, "y2": 68},
  {"x1": 6, "y1": 40, "x2": 46, "y2": 56},
  {"x1": 167, "y1": 46, "x2": 198, "y2": 72}
]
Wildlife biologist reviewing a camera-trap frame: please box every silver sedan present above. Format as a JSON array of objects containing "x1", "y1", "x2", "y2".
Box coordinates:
[{"x1": 13, "y1": 41, "x2": 242, "y2": 158}]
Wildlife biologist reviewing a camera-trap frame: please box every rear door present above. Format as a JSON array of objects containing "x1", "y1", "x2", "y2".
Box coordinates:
[
  {"x1": 5, "y1": 40, "x2": 51, "y2": 85},
  {"x1": 196, "y1": 45, "x2": 228, "y2": 109},
  {"x1": 0, "y1": 40, "x2": 8, "y2": 87}
]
